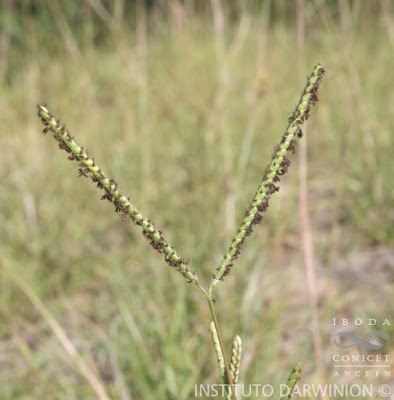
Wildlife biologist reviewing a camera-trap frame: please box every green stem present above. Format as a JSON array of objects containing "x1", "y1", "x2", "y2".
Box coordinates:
[{"x1": 206, "y1": 292, "x2": 236, "y2": 400}]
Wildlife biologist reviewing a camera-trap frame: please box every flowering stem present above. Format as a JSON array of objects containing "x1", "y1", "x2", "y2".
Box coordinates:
[
  {"x1": 37, "y1": 63, "x2": 325, "y2": 397},
  {"x1": 206, "y1": 292, "x2": 236, "y2": 400},
  {"x1": 37, "y1": 105, "x2": 202, "y2": 289},
  {"x1": 211, "y1": 64, "x2": 325, "y2": 289}
]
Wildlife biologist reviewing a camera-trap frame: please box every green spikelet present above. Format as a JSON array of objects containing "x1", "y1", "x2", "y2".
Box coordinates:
[
  {"x1": 37, "y1": 105, "x2": 199, "y2": 286},
  {"x1": 211, "y1": 64, "x2": 325, "y2": 287},
  {"x1": 230, "y1": 335, "x2": 242, "y2": 384},
  {"x1": 210, "y1": 322, "x2": 226, "y2": 380},
  {"x1": 280, "y1": 363, "x2": 302, "y2": 400}
]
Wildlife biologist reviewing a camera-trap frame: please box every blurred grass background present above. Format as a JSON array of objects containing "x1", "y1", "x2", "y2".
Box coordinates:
[{"x1": 0, "y1": 1, "x2": 393, "y2": 399}]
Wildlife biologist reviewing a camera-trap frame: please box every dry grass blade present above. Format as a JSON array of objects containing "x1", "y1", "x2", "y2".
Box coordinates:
[{"x1": 0, "y1": 255, "x2": 111, "y2": 400}]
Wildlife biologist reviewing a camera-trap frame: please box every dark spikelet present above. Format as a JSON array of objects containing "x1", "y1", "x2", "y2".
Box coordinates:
[
  {"x1": 223, "y1": 264, "x2": 233, "y2": 277},
  {"x1": 253, "y1": 214, "x2": 262, "y2": 225},
  {"x1": 58, "y1": 142, "x2": 67, "y2": 151},
  {"x1": 288, "y1": 139, "x2": 297, "y2": 153},
  {"x1": 101, "y1": 193, "x2": 112, "y2": 201},
  {"x1": 78, "y1": 168, "x2": 88, "y2": 177},
  {"x1": 268, "y1": 183, "x2": 279, "y2": 194},
  {"x1": 280, "y1": 157, "x2": 291, "y2": 174}
]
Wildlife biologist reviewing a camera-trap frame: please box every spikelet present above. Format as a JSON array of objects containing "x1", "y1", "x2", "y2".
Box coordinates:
[
  {"x1": 212, "y1": 64, "x2": 325, "y2": 286},
  {"x1": 37, "y1": 105, "x2": 199, "y2": 286},
  {"x1": 229, "y1": 335, "x2": 242, "y2": 384},
  {"x1": 210, "y1": 322, "x2": 226, "y2": 380},
  {"x1": 280, "y1": 363, "x2": 302, "y2": 400}
]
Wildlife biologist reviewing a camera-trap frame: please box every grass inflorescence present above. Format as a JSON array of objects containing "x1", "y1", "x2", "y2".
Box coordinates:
[
  {"x1": 280, "y1": 363, "x2": 302, "y2": 400},
  {"x1": 211, "y1": 64, "x2": 325, "y2": 287},
  {"x1": 37, "y1": 106, "x2": 200, "y2": 287},
  {"x1": 37, "y1": 64, "x2": 324, "y2": 399},
  {"x1": 1, "y1": 3, "x2": 391, "y2": 397}
]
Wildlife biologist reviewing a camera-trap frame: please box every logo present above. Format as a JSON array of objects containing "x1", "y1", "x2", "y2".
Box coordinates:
[
  {"x1": 331, "y1": 318, "x2": 391, "y2": 379},
  {"x1": 334, "y1": 330, "x2": 390, "y2": 350}
]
